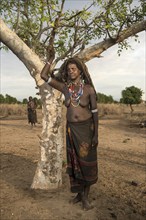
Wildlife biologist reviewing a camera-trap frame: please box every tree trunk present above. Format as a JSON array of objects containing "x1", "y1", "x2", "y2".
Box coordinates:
[
  {"x1": 130, "y1": 104, "x2": 134, "y2": 113},
  {"x1": 0, "y1": 18, "x2": 65, "y2": 189},
  {"x1": 31, "y1": 83, "x2": 64, "y2": 189}
]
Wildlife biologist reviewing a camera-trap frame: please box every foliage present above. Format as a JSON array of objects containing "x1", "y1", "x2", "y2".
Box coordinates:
[
  {"x1": 1, "y1": 0, "x2": 145, "y2": 63},
  {"x1": 121, "y1": 86, "x2": 143, "y2": 104},
  {"x1": 97, "y1": 92, "x2": 114, "y2": 103},
  {"x1": 0, "y1": 103, "x2": 27, "y2": 116},
  {"x1": 0, "y1": 94, "x2": 42, "y2": 107},
  {"x1": 0, "y1": 94, "x2": 5, "y2": 103},
  {"x1": 0, "y1": 94, "x2": 18, "y2": 104},
  {"x1": 22, "y1": 98, "x2": 28, "y2": 104},
  {"x1": 120, "y1": 86, "x2": 143, "y2": 112}
]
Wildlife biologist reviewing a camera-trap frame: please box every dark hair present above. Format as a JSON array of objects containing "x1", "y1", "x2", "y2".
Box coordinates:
[{"x1": 59, "y1": 57, "x2": 95, "y2": 88}]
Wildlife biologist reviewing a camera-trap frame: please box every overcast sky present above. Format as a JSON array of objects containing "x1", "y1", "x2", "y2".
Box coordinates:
[
  {"x1": 1, "y1": 31, "x2": 145, "y2": 101},
  {"x1": 0, "y1": 1, "x2": 145, "y2": 101}
]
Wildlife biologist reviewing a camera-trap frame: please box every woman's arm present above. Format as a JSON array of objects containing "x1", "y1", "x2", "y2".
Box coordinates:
[
  {"x1": 41, "y1": 62, "x2": 64, "y2": 92},
  {"x1": 89, "y1": 87, "x2": 98, "y2": 147},
  {"x1": 41, "y1": 62, "x2": 51, "y2": 82}
]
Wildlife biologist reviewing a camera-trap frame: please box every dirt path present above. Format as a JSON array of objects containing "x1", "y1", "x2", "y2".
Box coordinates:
[{"x1": 0, "y1": 115, "x2": 146, "y2": 220}]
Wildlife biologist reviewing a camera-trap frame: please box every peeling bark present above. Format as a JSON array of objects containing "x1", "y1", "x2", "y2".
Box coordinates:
[
  {"x1": 31, "y1": 84, "x2": 64, "y2": 189},
  {"x1": 0, "y1": 19, "x2": 65, "y2": 190}
]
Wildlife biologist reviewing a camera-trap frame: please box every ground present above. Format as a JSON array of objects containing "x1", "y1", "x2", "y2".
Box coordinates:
[{"x1": 0, "y1": 109, "x2": 146, "y2": 220}]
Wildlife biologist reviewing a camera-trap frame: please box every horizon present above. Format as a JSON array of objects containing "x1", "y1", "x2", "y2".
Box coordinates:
[{"x1": 1, "y1": 31, "x2": 145, "y2": 102}]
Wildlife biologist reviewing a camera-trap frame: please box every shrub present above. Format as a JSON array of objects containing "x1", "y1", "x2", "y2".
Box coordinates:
[
  {"x1": 98, "y1": 103, "x2": 124, "y2": 116},
  {"x1": 0, "y1": 104, "x2": 27, "y2": 117}
]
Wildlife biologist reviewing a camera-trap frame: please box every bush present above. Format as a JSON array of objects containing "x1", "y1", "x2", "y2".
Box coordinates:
[
  {"x1": 0, "y1": 104, "x2": 27, "y2": 117},
  {"x1": 98, "y1": 103, "x2": 124, "y2": 116}
]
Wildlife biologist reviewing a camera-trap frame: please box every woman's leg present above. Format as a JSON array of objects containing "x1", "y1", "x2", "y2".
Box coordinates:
[
  {"x1": 69, "y1": 192, "x2": 82, "y2": 204},
  {"x1": 81, "y1": 186, "x2": 93, "y2": 210}
]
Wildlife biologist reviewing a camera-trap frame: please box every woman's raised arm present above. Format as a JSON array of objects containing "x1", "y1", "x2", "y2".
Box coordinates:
[{"x1": 41, "y1": 62, "x2": 64, "y2": 92}]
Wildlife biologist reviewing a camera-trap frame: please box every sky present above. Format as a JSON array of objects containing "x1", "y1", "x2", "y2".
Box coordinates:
[
  {"x1": 1, "y1": 31, "x2": 145, "y2": 101},
  {"x1": 0, "y1": 1, "x2": 145, "y2": 101}
]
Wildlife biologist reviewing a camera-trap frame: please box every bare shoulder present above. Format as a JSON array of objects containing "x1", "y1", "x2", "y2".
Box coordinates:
[{"x1": 84, "y1": 84, "x2": 95, "y2": 94}]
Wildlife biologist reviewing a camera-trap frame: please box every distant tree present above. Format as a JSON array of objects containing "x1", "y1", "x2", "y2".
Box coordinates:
[
  {"x1": 22, "y1": 98, "x2": 28, "y2": 104},
  {"x1": 0, "y1": 94, "x2": 5, "y2": 103},
  {"x1": 0, "y1": 94, "x2": 19, "y2": 104},
  {"x1": 108, "y1": 95, "x2": 114, "y2": 103},
  {"x1": 97, "y1": 92, "x2": 114, "y2": 103},
  {"x1": 120, "y1": 86, "x2": 143, "y2": 112},
  {"x1": 5, "y1": 94, "x2": 18, "y2": 104}
]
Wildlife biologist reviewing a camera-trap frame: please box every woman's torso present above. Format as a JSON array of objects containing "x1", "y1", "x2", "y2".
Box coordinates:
[
  {"x1": 48, "y1": 78, "x2": 93, "y2": 122},
  {"x1": 64, "y1": 84, "x2": 92, "y2": 122}
]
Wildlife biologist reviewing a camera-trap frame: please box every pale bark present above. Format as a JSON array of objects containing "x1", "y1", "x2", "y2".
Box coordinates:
[
  {"x1": 0, "y1": 18, "x2": 44, "y2": 87},
  {"x1": 0, "y1": 18, "x2": 145, "y2": 189},
  {"x1": 0, "y1": 18, "x2": 64, "y2": 189},
  {"x1": 31, "y1": 84, "x2": 64, "y2": 189}
]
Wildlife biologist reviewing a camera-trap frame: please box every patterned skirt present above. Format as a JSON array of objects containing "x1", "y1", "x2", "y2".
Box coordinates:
[
  {"x1": 28, "y1": 109, "x2": 37, "y2": 124},
  {"x1": 66, "y1": 118, "x2": 98, "y2": 193}
]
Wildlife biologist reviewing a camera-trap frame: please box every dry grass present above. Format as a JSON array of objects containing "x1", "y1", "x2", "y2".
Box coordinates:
[
  {"x1": 122, "y1": 104, "x2": 146, "y2": 123},
  {"x1": 0, "y1": 103, "x2": 145, "y2": 124},
  {"x1": 98, "y1": 103, "x2": 145, "y2": 117},
  {"x1": 0, "y1": 104, "x2": 27, "y2": 117},
  {"x1": 98, "y1": 103, "x2": 124, "y2": 116}
]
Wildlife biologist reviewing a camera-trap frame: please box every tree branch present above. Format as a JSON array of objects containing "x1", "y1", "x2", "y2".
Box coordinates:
[{"x1": 76, "y1": 20, "x2": 146, "y2": 62}]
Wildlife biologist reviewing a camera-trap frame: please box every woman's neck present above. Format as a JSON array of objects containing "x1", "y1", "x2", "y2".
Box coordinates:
[{"x1": 71, "y1": 76, "x2": 81, "y2": 85}]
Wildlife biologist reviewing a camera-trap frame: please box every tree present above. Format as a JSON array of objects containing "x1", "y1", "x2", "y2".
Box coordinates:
[
  {"x1": 121, "y1": 86, "x2": 143, "y2": 112},
  {"x1": 22, "y1": 98, "x2": 28, "y2": 105},
  {"x1": 0, "y1": 94, "x2": 5, "y2": 103},
  {"x1": 0, "y1": 94, "x2": 18, "y2": 104},
  {"x1": 5, "y1": 94, "x2": 18, "y2": 104},
  {"x1": 0, "y1": 0, "x2": 145, "y2": 190},
  {"x1": 97, "y1": 92, "x2": 114, "y2": 103}
]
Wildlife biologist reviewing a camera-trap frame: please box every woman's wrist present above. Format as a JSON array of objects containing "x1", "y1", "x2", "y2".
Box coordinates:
[{"x1": 40, "y1": 61, "x2": 52, "y2": 82}]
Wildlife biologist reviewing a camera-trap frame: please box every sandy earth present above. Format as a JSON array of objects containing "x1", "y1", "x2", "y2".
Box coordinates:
[{"x1": 0, "y1": 111, "x2": 146, "y2": 220}]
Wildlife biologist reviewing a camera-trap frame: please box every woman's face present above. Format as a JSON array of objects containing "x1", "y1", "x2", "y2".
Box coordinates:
[{"x1": 67, "y1": 63, "x2": 81, "y2": 80}]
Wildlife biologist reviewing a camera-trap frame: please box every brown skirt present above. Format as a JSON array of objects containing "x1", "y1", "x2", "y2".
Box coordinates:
[{"x1": 66, "y1": 118, "x2": 98, "y2": 193}]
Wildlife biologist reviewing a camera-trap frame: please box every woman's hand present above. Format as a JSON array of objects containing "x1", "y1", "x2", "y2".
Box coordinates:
[
  {"x1": 47, "y1": 45, "x2": 55, "y2": 64},
  {"x1": 92, "y1": 135, "x2": 98, "y2": 147}
]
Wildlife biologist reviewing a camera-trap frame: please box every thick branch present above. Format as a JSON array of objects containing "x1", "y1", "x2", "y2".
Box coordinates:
[
  {"x1": 77, "y1": 20, "x2": 146, "y2": 62},
  {"x1": 0, "y1": 18, "x2": 44, "y2": 86}
]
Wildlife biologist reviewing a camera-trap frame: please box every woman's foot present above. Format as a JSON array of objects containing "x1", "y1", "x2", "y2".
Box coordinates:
[
  {"x1": 69, "y1": 193, "x2": 82, "y2": 204},
  {"x1": 82, "y1": 197, "x2": 94, "y2": 211}
]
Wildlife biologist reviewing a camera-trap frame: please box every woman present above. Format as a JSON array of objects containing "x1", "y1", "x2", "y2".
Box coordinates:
[
  {"x1": 41, "y1": 57, "x2": 98, "y2": 210},
  {"x1": 27, "y1": 96, "x2": 37, "y2": 127}
]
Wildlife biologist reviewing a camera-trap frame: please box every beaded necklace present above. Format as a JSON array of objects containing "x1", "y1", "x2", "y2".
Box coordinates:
[{"x1": 68, "y1": 80, "x2": 84, "y2": 107}]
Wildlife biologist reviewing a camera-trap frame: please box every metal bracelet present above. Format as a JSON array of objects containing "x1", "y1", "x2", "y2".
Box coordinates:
[
  {"x1": 47, "y1": 77, "x2": 52, "y2": 83},
  {"x1": 91, "y1": 109, "x2": 98, "y2": 113}
]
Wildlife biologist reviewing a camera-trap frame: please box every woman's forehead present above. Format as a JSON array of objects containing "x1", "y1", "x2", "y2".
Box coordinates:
[{"x1": 67, "y1": 63, "x2": 77, "y2": 68}]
